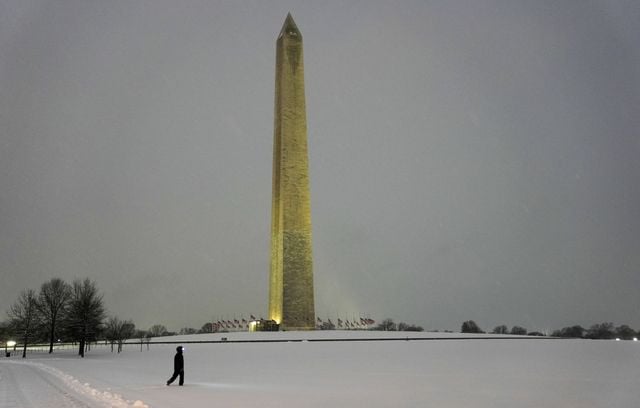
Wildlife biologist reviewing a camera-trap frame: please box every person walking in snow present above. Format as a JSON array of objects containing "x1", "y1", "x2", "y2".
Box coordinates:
[{"x1": 166, "y1": 346, "x2": 184, "y2": 386}]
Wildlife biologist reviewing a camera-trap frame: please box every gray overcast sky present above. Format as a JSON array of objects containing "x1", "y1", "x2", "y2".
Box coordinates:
[{"x1": 1, "y1": 1, "x2": 639, "y2": 332}]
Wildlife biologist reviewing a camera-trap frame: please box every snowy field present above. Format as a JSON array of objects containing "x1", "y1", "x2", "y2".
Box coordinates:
[{"x1": 1, "y1": 331, "x2": 639, "y2": 407}]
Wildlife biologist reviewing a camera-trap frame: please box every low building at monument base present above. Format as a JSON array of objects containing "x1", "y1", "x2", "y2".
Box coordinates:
[{"x1": 248, "y1": 319, "x2": 280, "y2": 332}]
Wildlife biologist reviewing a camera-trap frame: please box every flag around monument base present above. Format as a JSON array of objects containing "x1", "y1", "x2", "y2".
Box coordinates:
[{"x1": 268, "y1": 14, "x2": 316, "y2": 331}]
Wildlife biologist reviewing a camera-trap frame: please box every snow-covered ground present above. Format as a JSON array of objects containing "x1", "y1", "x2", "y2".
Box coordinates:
[{"x1": 1, "y1": 331, "x2": 639, "y2": 407}]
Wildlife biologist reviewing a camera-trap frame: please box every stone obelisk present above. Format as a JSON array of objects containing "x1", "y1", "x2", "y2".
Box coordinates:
[{"x1": 268, "y1": 13, "x2": 315, "y2": 330}]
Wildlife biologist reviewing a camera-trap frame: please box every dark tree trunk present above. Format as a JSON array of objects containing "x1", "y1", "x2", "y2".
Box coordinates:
[
  {"x1": 79, "y1": 338, "x2": 85, "y2": 357},
  {"x1": 22, "y1": 334, "x2": 28, "y2": 358},
  {"x1": 48, "y1": 323, "x2": 56, "y2": 354}
]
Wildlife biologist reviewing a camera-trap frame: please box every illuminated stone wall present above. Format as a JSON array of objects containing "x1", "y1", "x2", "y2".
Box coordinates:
[{"x1": 268, "y1": 14, "x2": 315, "y2": 330}]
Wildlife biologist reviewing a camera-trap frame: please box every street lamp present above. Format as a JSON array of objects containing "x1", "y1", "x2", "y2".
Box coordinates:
[{"x1": 5, "y1": 340, "x2": 16, "y2": 357}]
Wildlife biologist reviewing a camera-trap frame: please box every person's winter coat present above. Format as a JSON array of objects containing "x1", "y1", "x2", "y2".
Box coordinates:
[{"x1": 174, "y1": 348, "x2": 184, "y2": 371}]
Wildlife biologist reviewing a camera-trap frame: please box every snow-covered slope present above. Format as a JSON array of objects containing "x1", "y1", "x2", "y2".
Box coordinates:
[{"x1": 2, "y1": 331, "x2": 638, "y2": 407}]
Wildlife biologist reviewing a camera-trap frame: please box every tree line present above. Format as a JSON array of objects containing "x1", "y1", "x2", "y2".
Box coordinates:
[
  {"x1": 370, "y1": 318, "x2": 424, "y2": 332},
  {"x1": 4, "y1": 278, "x2": 637, "y2": 360},
  {"x1": 0, "y1": 278, "x2": 248, "y2": 359},
  {"x1": 1, "y1": 278, "x2": 142, "y2": 358},
  {"x1": 550, "y1": 323, "x2": 638, "y2": 340},
  {"x1": 460, "y1": 320, "x2": 640, "y2": 339},
  {"x1": 1, "y1": 278, "x2": 108, "y2": 358}
]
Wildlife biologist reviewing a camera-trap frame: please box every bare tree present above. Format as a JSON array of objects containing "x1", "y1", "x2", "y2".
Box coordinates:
[
  {"x1": 37, "y1": 278, "x2": 71, "y2": 353},
  {"x1": 375, "y1": 318, "x2": 397, "y2": 331},
  {"x1": 461, "y1": 320, "x2": 483, "y2": 333},
  {"x1": 615, "y1": 325, "x2": 636, "y2": 340},
  {"x1": 105, "y1": 317, "x2": 118, "y2": 352},
  {"x1": 551, "y1": 325, "x2": 585, "y2": 338},
  {"x1": 0, "y1": 321, "x2": 10, "y2": 345},
  {"x1": 105, "y1": 317, "x2": 136, "y2": 353},
  {"x1": 179, "y1": 327, "x2": 197, "y2": 335},
  {"x1": 7, "y1": 289, "x2": 41, "y2": 358},
  {"x1": 200, "y1": 322, "x2": 214, "y2": 333},
  {"x1": 148, "y1": 324, "x2": 167, "y2": 338},
  {"x1": 585, "y1": 322, "x2": 615, "y2": 339},
  {"x1": 118, "y1": 320, "x2": 135, "y2": 352},
  {"x1": 66, "y1": 279, "x2": 105, "y2": 357}
]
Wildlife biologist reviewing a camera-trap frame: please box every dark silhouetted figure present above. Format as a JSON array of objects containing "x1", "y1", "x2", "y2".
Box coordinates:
[{"x1": 166, "y1": 346, "x2": 184, "y2": 386}]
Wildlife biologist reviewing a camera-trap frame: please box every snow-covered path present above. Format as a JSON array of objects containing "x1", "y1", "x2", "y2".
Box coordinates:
[
  {"x1": 0, "y1": 361, "x2": 94, "y2": 408},
  {"x1": 0, "y1": 360, "x2": 148, "y2": 408}
]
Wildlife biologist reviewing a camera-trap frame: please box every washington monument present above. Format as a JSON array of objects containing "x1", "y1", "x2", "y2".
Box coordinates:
[{"x1": 268, "y1": 14, "x2": 315, "y2": 330}]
